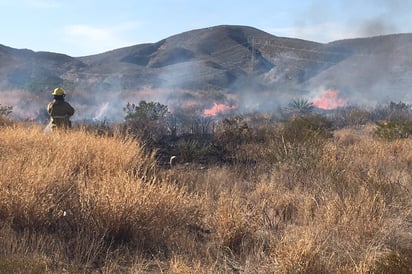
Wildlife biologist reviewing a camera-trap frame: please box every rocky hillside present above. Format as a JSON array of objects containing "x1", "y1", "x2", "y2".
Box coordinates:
[{"x1": 0, "y1": 25, "x2": 411, "y2": 120}]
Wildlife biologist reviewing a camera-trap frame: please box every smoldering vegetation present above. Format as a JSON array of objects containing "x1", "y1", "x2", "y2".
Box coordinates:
[{"x1": 0, "y1": 100, "x2": 411, "y2": 273}]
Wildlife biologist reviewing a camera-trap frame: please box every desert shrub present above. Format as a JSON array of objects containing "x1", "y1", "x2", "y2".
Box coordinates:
[
  {"x1": 0, "y1": 256, "x2": 47, "y2": 274},
  {"x1": 371, "y1": 101, "x2": 412, "y2": 121},
  {"x1": 0, "y1": 104, "x2": 13, "y2": 116},
  {"x1": 373, "y1": 247, "x2": 412, "y2": 274},
  {"x1": 270, "y1": 227, "x2": 327, "y2": 274},
  {"x1": 0, "y1": 104, "x2": 14, "y2": 127},
  {"x1": 214, "y1": 192, "x2": 262, "y2": 254},
  {"x1": 374, "y1": 120, "x2": 412, "y2": 140},
  {"x1": 266, "y1": 114, "x2": 333, "y2": 170},
  {"x1": 0, "y1": 116, "x2": 14, "y2": 127},
  {"x1": 331, "y1": 106, "x2": 371, "y2": 128},
  {"x1": 214, "y1": 116, "x2": 253, "y2": 157},
  {"x1": 281, "y1": 113, "x2": 333, "y2": 141},
  {"x1": 176, "y1": 138, "x2": 213, "y2": 162}
]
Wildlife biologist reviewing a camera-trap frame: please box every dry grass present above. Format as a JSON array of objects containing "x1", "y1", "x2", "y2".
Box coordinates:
[
  {"x1": 0, "y1": 124, "x2": 205, "y2": 272},
  {"x1": 0, "y1": 122, "x2": 411, "y2": 273}
]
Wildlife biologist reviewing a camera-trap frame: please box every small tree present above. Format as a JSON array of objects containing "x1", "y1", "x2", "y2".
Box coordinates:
[{"x1": 124, "y1": 101, "x2": 169, "y2": 142}]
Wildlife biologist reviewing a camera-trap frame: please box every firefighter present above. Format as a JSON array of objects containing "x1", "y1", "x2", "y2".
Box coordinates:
[{"x1": 47, "y1": 87, "x2": 75, "y2": 130}]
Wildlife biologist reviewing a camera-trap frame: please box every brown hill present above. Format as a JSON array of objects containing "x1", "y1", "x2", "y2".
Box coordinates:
[{"x1": 0, "y1": 25, "x2": 411, "y2": 120}]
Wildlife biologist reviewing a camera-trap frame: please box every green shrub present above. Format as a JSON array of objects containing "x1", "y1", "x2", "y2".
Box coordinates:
[
  {"x1": 374, "y1": 120, "x2": 412, "y2": 140},
  {"x1": 0, "y1": 104, "x2": 13, "y2": 127},
  {"x1": 0, "y1": 104, "x2": 13, "y2": 116}
]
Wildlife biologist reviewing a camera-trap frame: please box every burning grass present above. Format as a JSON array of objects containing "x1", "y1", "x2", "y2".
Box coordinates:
[{"x1": 0, "y1": 123, "x2": 411, "y2": 273}]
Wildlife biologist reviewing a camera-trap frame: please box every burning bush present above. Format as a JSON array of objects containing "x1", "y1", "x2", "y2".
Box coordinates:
[{"x1": 312, "y1": 89, "x2": 347, "y2": 110}]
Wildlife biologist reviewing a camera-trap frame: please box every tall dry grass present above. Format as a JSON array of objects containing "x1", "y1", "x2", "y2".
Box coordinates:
[
  {"x1": 164, "y1": 125, "x2": 412, "y2": 273},
  {"x1": 0, "y1": 123, "x2": 411, "y2": 273},
  {"x1": 0, "y1": 124, "x2": 206, "y2": 272}
]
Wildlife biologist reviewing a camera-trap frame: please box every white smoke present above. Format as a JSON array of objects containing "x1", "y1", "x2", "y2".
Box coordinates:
[{"x1": 92, "y1": 102, "x2": 110, "y2": 121}]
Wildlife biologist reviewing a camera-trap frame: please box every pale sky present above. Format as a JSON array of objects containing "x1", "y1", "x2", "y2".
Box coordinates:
[{"x1": 1, "y1": 0, "x2": 411, "y2": 57}]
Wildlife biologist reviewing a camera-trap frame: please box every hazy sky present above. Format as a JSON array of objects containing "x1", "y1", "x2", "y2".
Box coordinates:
[{"x1": 1, "y1": 0, "x2": 411, "y2": 57}]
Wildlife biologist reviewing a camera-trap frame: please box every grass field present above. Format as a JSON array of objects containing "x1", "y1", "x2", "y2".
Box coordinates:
[{"x1": 0, "y1": 120, "x2": 411, "y2": 273}]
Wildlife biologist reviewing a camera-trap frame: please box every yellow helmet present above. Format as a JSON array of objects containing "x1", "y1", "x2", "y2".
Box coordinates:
[{"x1": 52, "y1": 87, "x2": 65, "y2": 96}]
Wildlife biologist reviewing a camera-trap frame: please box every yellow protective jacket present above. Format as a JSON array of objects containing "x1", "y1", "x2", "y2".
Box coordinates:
[{"x1": 47, "y1": 100, "x2": 75, "y2": 129}]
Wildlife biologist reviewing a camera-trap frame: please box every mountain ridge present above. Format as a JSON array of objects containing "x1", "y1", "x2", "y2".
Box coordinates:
[{"x1": 0, "y1": 25, "x2": 411, "y2": 120}]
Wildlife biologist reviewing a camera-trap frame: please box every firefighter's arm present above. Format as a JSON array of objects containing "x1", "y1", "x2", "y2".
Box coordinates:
[{"x1": 47, "y1": 103, "x2": 53, "y2": 115}]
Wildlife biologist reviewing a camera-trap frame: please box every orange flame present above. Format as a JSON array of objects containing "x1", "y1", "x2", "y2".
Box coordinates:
[
  {"x1": 312, "y1": 89, "x2": 347, "y2": 110},
  {"x1": 203, "y1": 103, "x2": 237, "y2": 116}
]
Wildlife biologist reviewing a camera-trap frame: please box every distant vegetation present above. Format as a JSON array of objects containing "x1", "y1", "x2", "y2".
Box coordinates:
[
  {"x1": 0, "y1": 100, "x2": 411, "y2": 273},
  {"x1": 0, "y1": 103, "x2": 13, "y2": 127}
]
